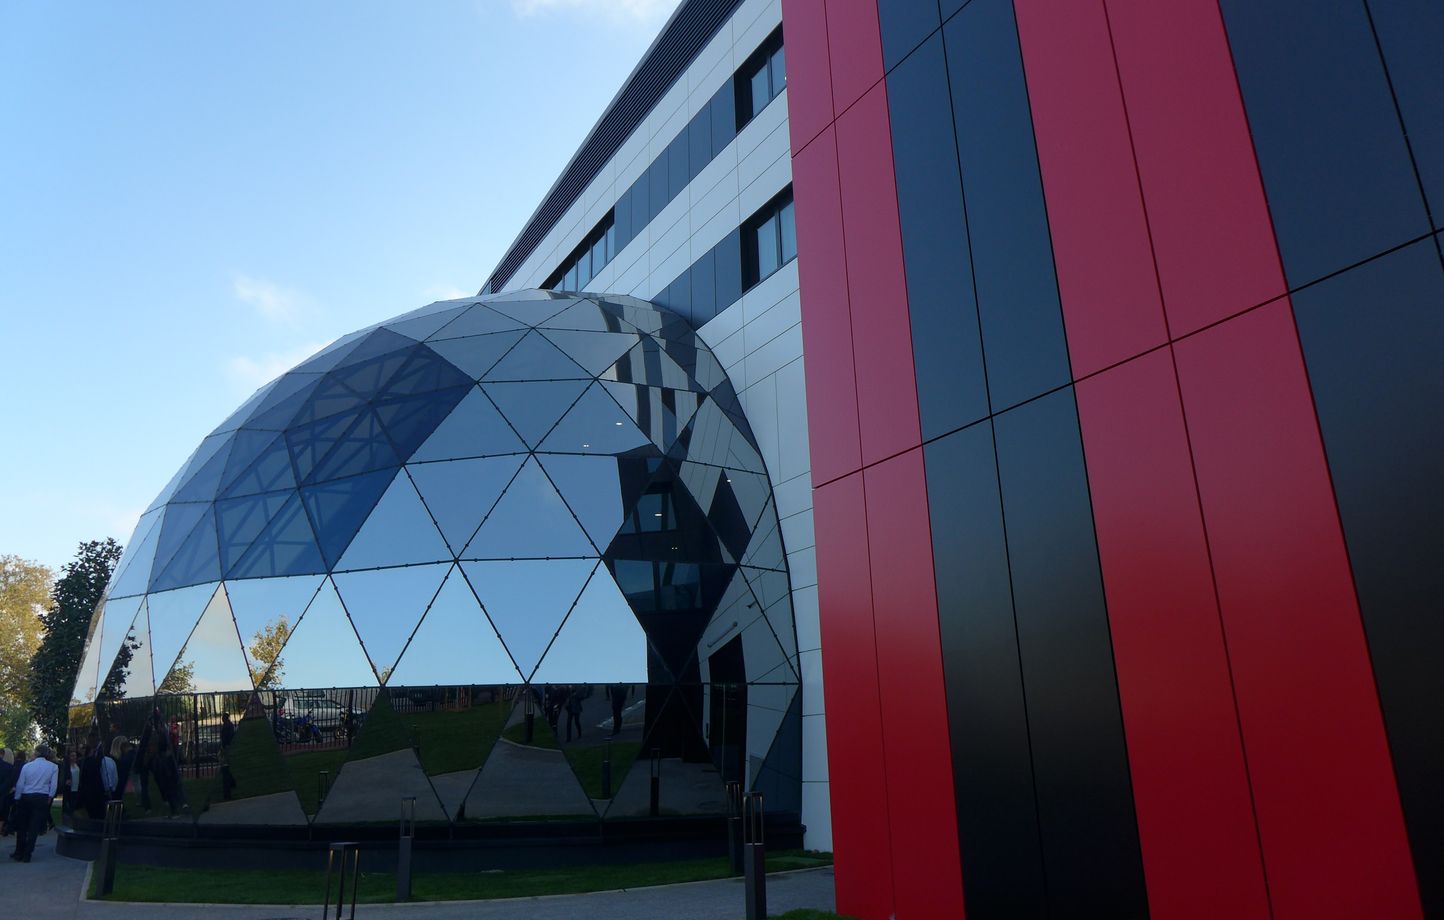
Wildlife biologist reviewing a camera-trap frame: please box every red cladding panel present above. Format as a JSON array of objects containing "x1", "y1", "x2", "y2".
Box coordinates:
[
  {"x1": 824, "y1": 0, "x2": 883, "y2": 117},
  {"x1": 813, "y1": 473, "x2": 896, "y2": 920},
  {"x1": 781, "y1": 0, "x2": 834, "y2": 152},
  {"x1": 1075, "y1": 349, "x2": 1269, "y2": 919},
  {"x1": 1174, "y1": 301, "x2": 1422, "y2": 919},
  {"x1": 1014, "y1": 0, "x2": 1167, "y2": 377},
  {"x1": 835, "y1": 84, "x2": 922, "y2": 467},
  {"x1": 863, "y1": 450, "x2": 966, "y2": 919},
  {"x1": 1105, "y1": 0, "x2": 1287, "y2": 335},
  {"x1": 792, "y1": 126, "x2": 863, "y2": 485}
]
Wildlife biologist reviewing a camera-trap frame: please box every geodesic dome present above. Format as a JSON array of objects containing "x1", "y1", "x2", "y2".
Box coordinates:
[{"x1": 68, "y1": 291, "x2": 800, "y2": 828}]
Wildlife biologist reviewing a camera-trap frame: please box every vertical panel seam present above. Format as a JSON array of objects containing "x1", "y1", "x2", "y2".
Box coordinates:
[{"x1": 1359, "y1": 0, "x2": 1440, "y2": 235}]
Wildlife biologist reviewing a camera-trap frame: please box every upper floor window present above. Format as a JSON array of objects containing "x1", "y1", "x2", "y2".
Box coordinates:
[
  {"x1": 742, "y1": 187, "x2": 796, "y2": 290},
  {"x1": 737, "y1": 29, "x2": 785, "y2": 129},
  {"x1": 546, "y1": 211, "x2": 617, "y2": 291}
]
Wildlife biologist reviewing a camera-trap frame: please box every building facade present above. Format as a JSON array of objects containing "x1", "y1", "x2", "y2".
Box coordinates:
[{"x1": 485, "y1": 0, "x2": 1441, "y2": 916}]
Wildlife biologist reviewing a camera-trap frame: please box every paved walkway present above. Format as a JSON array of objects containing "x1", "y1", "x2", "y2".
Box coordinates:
[{"x1": 4, "y1": 829, "x2": 835, "y2": 919}]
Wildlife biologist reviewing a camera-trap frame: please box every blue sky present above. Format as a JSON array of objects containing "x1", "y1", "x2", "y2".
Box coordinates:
[{"x1": 0, "y1": 0, "x2": 680, "y2": 571}]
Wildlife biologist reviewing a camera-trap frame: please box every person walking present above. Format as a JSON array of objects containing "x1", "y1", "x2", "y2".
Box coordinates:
[
  {"x1": 1, "y1": 752, "x2": 26, "y2": 836},
  {"x1": 564, "y1": 687, "x2": 584, "y2": 743},
  {"x1": 10, "y1": 744, "x2": 58, "y2": 862},
  {"x1": 61, "y1": 751, "x2": 79, "y2": 821},
  {"x1": 0, "y1": 749, "x2": 13, "y2": 835},
  {"x1": 78, "y1": 733, "x2": 106, "y2": 819}
]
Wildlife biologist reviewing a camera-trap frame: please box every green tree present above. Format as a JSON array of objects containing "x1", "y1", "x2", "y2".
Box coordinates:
[
  {"x1": 99, "y1": 628, "x2": 142, "y2": 701},
  {"x1": 27, "y1": 539, "x2": 121, "y2": 745},
  {"x1": 158, "y1": 658, "x2": 195, "y2": 695},
  {"x1": 0, "y1": 556, "x2": 53, "y2": 747},
  {"x1": 248, "y1": 615, "x2": 291, "y2": 689}
]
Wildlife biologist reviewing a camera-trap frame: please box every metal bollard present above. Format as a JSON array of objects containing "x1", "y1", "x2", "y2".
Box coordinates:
[
  {"x1": 648, "y1": 748, "x2": 661, "y2": 817},
  {"x1": 322, "y1": 841, "x2": 361, "y2": 920},
  {"x1": 95, "y1": 801, "x2": 124, "y2": 896},
  {"x1": 317, "y1": 770, "x2": 331, "y2": 809},
  {"x1": 742, "y1": 792, "x2": 766, "y2": 920},
  {"x1": 601, "y1": 740, "x2": 612, "y2": 799},
  {"x1": 396, "y1": 797, "x2": 416, "y2": 902},
  {"x1": 725, "y1": 781, "x2": 743, "y2": 876}
]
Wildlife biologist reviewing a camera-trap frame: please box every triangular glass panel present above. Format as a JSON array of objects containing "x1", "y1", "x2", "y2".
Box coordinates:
[
  {"x1": 409, "y1": 387, "x2": 526, "y2": 462},
  {"x1": 556, "y1": 683, "x2": 647, "y2": 801},
  {"x1": 91, "y1": 594, "x2": 144, "y2": 700},
  {"x1": 332, "y1": 563, "x2": 450, "y2": 684},
  {"x1": 146, "y1": 582, "x2": 220, "y2": 691},
  {"x1": 390, "y1": 296, "x2": 479, "y2": 325},
  {"x1": 171, "y1": 435, "x2": 240, "y2": 505},
  {"x1": 461, "y1": 559, "x2": 595, "y2": 681},
  {"x1": 376, "y1": 344, "x2": 473, "y2": 398},
  {"x1": 602, "y1": 338, "x2": 703, "y2": 392},
  {"x1": 669, "y1": 398, "x2": 768, "y2": 475},
  {"x1": 335, "y1": 473, "x2": 452, "y2": 571},
  {"x1": 531, "y1": 568, "x2": 648, "y2": 684},
  {"x1": 747, "y1": 683, "x2": 801, "y2": 804},
  {"x1": 409, "y1": 685, "x2": 513, "y2": 820},
  {"x1": 535, "y1": 454, "x2": 625, "y2": 552},
  {"x1": 296, "y1": 329, "x2": 371, "y2": 374},
  {"x1": 428, "y1": 304, "x2": 529, "y2": 341},
  {"x1": 315, "y1": 692, "x2": 449, "y2": 825},
  {"x1": 210, "y1": 377, "x2": 281, "y2": 435},
  {"x1": 481, "y1": 330, "x2": 590, "y2": 382},
  {"x1": 70, "y1": 604, "x2": 106, "y2": 706},
  {"x1": 286, "y1": 408, "x2": 365, "y2": 483},
  {"x1": 482, "y1": 379, "x2": 588, "y2": 448},
  {"x1": 741, "y1": 503, "x2": 786, "y2": 571},
  {"x1": 537, "y1": 382, "x2": 653, "y2": 456},
  {"x1": 106, "y1": 508, "x2": 164, "y2": 599},
  {"x1": 225, "y1": 574, "x2": 325, "y2": 651},
  {"x1": 149, "y1": 507, "x2": 221, "y2": 592},
  {"x1": 385, "y1": 304, "x2": 471, "y2": 342},
  {"x1": 422, "y1": 331, "x2": 528, "y2": 381},
  {"x1": 537, "y1": 329, "x2": 641, "y2": 375},
  {"x1": 599, "y1": 381, "x2": 701, "y2": 453},
  {"x1": 149, "y1": 501, "x2": 211, "y2": 584},
  {"x1": 308, "y1": 411, "x2": 401, "y2": 484},
  {"x1": 327, "y1": 327, "x2": 416, "y2": 376},
  {"x1": 740, "y1": 603, "x2": 798, "y2": 683},
  {"x1": 300, "y1": 467, "x2": 398, "y2": 568},
  {"x1": 216, "y1": 429, "x2": 284, "y2": 493},
  {"x1": 408, "y1": 456, "x2": 527, "y2": 555},
  {"x1": 608, "y1": 459, "x2": 729, "y2": 565},
  {"x1": 389, "y1": 567, "x2": 521, "y2": 686},
  {"x1": 218, "y1": 433, "x2": 296, "y2": 498},
  {"x1": 460, "y1": 691, "x2": 595, "y2": 821},
  {"x1": 536, "y1": 300, "x2": 641, "y2": 334},
  {"x1": 266, "y1": 578, "x2": 377, "y2": 690},
  {"x1": 216, "y1": 491, "x2": 292, "y2": 574},
  {"x1": 162, "y1": 584, "x2": 252, "y2": 694},
  {"x1": 96, "y1": 597, "x2": 153, "y2": 699},
  {"x1": 482, "y1": 295, "x2": 575, "y2": 327},
  {"x1": 246, "y1": 373, "x2": 326, "y2": 431},
  {"x1": 692, "y1": 350, "x2": 728, "y2": 391},
  {"x1": 460, "y1": 457, "x2": 595, "y2": 560},
  {"x1": 698, "y1": 567, "x2": 763, "y2": 659},
  {"x1": 226, "y1": 492, "x2": 326, "y2": 580},
  {"x1": 603, "y1": 685, "x2": 724, "y2": 818},
  {"x1": 196, "y1": 706, "x2": 309, "y2": 827}
]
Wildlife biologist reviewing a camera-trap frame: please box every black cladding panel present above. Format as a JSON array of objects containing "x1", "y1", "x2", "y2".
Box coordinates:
[
  {"x1": 877, "y1": 0, "x2": 941, "y2": 71},
  {"x1": 1292, "y1": 238, "x2": 1444, "y2": 916},
  {"x1": 1221, "y1": 0, "x2": 1430, "y2": 285},
  {"x1": 1368, "y1": 0, "x2": 1444, "y2": 230}
]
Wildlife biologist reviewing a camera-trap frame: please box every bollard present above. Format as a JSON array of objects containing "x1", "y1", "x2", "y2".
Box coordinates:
[
  {"x1": 601, "y1": 739, "x2": 612, "y2": 799},
  {"x1": 95, "y1": 801, "x2": 124, "y2": 896},
  {"x1": 317, "y1": 770, "x2": 331, "y2": 810},
  {"x1": 396, "y1": 797, "x2": 416, "y2": 902},
  {"x1": 648, "y1": 748, "x2": 661, "y2": 817},
  {"x1": 726, "y1": 781, "x2": 743, "y2": 875},
  {"x1": 524, "y1": 692, "x2": 536, "y2": 744},
  {"x1": 322, "y1": 841, "x2": 361, "y2": 920},
  {"x1": 742, "y1": 792, "x2": 766, "y2": 920}
]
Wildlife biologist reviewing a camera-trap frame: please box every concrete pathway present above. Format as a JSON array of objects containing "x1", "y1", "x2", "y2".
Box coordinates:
[{"x1": 2, "y1": 828, "x2": 835, "y2": 919}]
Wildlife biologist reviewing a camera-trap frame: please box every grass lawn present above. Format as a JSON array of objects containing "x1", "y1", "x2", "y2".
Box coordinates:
[
  {"x1": 501, "y1": 713, "x2": 559, "y2": 750},
  {"x1": 347, "y1": 693, "x2": 411, "y2": 760},
  {"x1": 403, "y1": 701, "x2": 511, "y2": 776},
  {"x1": 563, "y1": 739, "x2": 642, "y2": 799},
  {"x1": 91, "y1": 849, "x2": 833, "y2": 904}
]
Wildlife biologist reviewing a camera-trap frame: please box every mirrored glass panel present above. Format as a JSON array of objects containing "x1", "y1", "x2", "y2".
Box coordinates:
[
  {"x1": 314, "y1": 691, "x2": 449, "y2": 826},
  {"x1": 460, "y1": 690, "x2": 595, "y2": 822}
]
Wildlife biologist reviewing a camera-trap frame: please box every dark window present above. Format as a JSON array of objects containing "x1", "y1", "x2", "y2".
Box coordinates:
[
  {"x1": 736, "y1": 29, "x2": 785, "y2": 130},
  {"x1": 544, "y1": 210, "x2": 616, "y2": 291},
  {"x1": 741, "y1": 187, "x2": 796, "y2": 289}
]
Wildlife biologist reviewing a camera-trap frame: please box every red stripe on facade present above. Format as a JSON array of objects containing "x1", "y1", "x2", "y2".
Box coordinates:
[
  {"x1": 822, "y1": 0, "x2": 883, "y2": 117},
  {"x1": 780, "y1": 0, "x2": 833, "y2": 153},
  {"x1": 1014, "y1": 0, "x2": 1166, "y2": 378},
  {"x1": 863, "y1": 449, "x2": 966, "y2": 919},
  {"x1": 834, "y1": 83, "x2": 922, "y2": 468},
  {"x1": 1104, "y1": 0, "x2": 1286, "y2": 336},
  {"x1": 1174, "y1": 302, "x2": 1422, "y2": 919},
  {"x1": 812, "y1": 473, "x2": 895, "y2": 920},
  {"x1": 790, "y1": 125, "x2": 862, "y2": 486},
  {"x1": 1075, "y1": 350, "x2": 1270, "y2": 919}
]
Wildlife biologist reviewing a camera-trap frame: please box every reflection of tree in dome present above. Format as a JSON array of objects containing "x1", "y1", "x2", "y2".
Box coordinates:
[
  {"x1": 159, "y1": 659, "x2": 195, "y2": 694},
  {"x1": 247, "y1": 615, "x2": 291, "y2": 689},
  {"x1": 100, "y1": 629, "x2": 142, "y2": 700}
]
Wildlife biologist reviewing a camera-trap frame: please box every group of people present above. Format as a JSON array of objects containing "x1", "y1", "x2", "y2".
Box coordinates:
[
  {"x1": 539, "y1": 684, "x2": 631, "y2": 743},
  {"x1": 0, "y1": 745, "x2": 62, "y2": 862}
]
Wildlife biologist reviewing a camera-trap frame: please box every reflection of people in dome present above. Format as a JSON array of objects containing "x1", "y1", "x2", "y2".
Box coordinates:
[
  {"x1": 564, "y1": 687, "x2": 584, "y2": 742},
  {"x1": 607, "y1": 683, "x2": 628, "y2": 736}
]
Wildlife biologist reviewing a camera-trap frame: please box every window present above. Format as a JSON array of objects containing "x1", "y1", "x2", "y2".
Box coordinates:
[
  {"x1": 736, "y1": 29, "x2": 785, "y2": 129},
  {"x1": 545, "y1": 210, "x2": 615, "y2": 291},
  {"x1": 741, "y1": 187, "x2": 796, "y2": 289}
]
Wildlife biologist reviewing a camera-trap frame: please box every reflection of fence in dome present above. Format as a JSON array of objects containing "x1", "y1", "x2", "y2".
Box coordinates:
[
  {"x1": 85, "y1": 679, "x2": 795, "y2": 829},
  {"x1": 69, "y1": 292, "x2": 801, "y2": 834}
]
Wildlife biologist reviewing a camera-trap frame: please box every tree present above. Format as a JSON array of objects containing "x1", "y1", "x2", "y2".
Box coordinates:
[
  {"x1": 158, "y1": 658, "x2": 195, "y2": 695},
  {"x1": 99, "y1": 629, "x2": 143, "y2": 701},
  {"x1": 27, "y1": 539, "x2": 122, "y2": 745},
  {"x1": 0, "y1": 556, "x2": 53, "y2": 747},
  {"x1": 248, "y1": 615, "x2": 291, "y2": 689}
]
